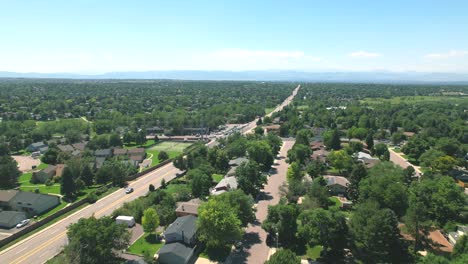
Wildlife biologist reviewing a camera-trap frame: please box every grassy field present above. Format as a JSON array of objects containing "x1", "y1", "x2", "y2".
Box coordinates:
[
  {"x1": 124, "y1": 139, "x2": 157, "y2": 149},
  {"x1": 304, "y1": 245, "x2": 323, "y2": 260},
  {"x1": 329, "y1": 196, "x2": 341, "y2": 210},
  {"x1": 127, "y1": 233, "x2": 164, "y2": 256},
  {"x1": 164, "y1": 183, "x2": 190, "y2": 196},
  {"x1": 265, "y1": 107, "x2": 275, "y2": 114},
  {"x1": 146, "y1": 141, "x2": 192, "y2": 166},
  {"x1": 360, "y1": 96, "x2": 467, "y2": 105},
  {"x1": 212, "y1": 174, "x2": 223, "y2": 183},
  {"x1": 18, "y1": 169, "x2": 61, "y2": 195}
]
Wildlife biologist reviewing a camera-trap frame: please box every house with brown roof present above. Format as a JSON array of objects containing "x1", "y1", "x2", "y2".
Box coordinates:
[
  {"x1": 128, "y1": 148, "x2": 146, "y2": 163},
  {"x1": 323, "y1": 176, "x2": 350, "y2": 196},
  {"x1": 175, "y1": 199, "x2": 202, "y2": 217},
  {"x1": 113, "y1": 148, "x2": 128, "y2": 156},
  {"x1": 0, "y1": 190, "x2": 19, "y2": 209},
  {"x1": 32, "y1": 165, "x2": 57, "y2": 183},
  {"x1": 263, "y1": 125, "x2": 281, "y2": 134}
]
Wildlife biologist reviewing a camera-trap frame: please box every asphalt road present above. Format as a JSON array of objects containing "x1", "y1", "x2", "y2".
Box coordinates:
[
  {"x1": 0, "y1": 84, "x2": 301, "y2": 264},
  {"x1": 388, "y1": 148, "x2": 422, "y2": 176},
  {"x1": 0, "y1": 163, "x2": 182, "y2": 264},
  {"x1": 226, "y1": 139, "x2": 295, "y2": 264}
]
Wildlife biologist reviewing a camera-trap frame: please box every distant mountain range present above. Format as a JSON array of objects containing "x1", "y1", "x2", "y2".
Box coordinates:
[{"x1": 1, "y1": 70, "x2": 468, "y2": 83}]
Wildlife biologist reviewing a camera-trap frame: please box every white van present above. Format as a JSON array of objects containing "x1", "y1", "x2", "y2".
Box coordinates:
[{"x1": 115, "y1": 216, "x2": 135, "y2": 227}]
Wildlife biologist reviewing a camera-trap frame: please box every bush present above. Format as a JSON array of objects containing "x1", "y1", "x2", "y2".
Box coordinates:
[
  {"x1": 149, "y1": 184, "x2": 155, "y2": 192},
  {"x1": 95, "y1": 186, "x2": 109, "y2": 196},
  {"x1": 158, "y1": 151, "x2": 169, "y2": 161},
  {"x1": 87, "y1": 192, "x2": 98, "y2": 203},
  {"x1": 161, "y1": 179, "x2": 166, "y2": 189},
  {"x1": 45, "y1": 179, "x2": 53, "y2": 186}
]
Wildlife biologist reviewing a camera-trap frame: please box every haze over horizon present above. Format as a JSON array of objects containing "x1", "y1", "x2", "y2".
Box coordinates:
[{"x1": 1, "y1": 0, "x2": 467, "y2": 74}]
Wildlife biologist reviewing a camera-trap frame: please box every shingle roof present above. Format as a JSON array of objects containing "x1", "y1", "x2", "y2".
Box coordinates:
[
  {"x1": 0, "y1": 211, "x2": 26, "y2": 227},
  {"x1": 113, "y1": 148, "x2": 128, "y2": 155},
  {"x1": 215, "y1": 176, "x2": 238, "y2": 190},
  {"x1": 128, "y1": 148, "x2": 145, "y2": 154},
  {"x1": 157, "y1": 242, "x2": 194, "y2": 264},
  {"x1": 175, "y1": 200, "x2": 202, "y2": 216},
  {"x1": 323, "y1": 176, "x2": 350, "y2": 187},
  {"x1": 0, "y1": 190, "x2": 19, "y2": 203},
  {"x1": 95, "y1": 149, "x2": 112, "y2": 156},
  {"x1": 164, "y1": 215, "x2": 197, "y2": 242},
  {"x1": 10, "y1": 192, "x2": 60, "y2": 211}
]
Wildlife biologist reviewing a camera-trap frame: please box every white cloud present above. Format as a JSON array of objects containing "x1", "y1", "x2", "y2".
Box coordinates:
[
  {"x1": 348, "y1": 50, "x2": 381, "y2": 58},
  {"x1": 424, "y1": 50, "x2": 468, "y2": 59}
]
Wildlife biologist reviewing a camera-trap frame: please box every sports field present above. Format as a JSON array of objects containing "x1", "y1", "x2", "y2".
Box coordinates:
[{"x1": 145, "y1": 141, "x2": 192, "y2": 167}]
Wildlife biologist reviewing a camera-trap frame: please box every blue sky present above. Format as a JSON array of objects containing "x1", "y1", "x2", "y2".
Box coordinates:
[{"x1": 0, "y1": 0, "x2": 467, "y2": 73}]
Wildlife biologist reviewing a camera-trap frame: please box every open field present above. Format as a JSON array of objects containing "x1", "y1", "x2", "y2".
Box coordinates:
[
  {"x1": 360, "y1": 95, "x2": 468, "y2": 105},
  {"x1": 146, "y1": 141, "x2": 192, "y2": 166}
]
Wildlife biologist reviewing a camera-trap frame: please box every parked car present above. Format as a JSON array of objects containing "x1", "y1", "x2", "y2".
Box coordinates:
[
  {"x1": 16, "y1": 219, "x2": 30, "y2": 228},
  {"x1": 125, "y1": 187, "x2": 134, "y2": 194}
]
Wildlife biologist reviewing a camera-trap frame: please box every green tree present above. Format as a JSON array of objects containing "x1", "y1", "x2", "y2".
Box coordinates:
[
  {"x1": 80, "y1": 165, "x2": 94, "y2": 186},
  {"x1": 197, "y1": 198, "x2": 243, "y2": 249},
  {"x1": 304, "y1": 177, "x2": 330, "y2": 209},
  {"x1": 347, "y1": 163, "x2": 368, "y2": 203},
  {"x1": 173, "y1": 154, "x2": 187, "y2": 170},
  {"x1": 0, "y1": 155, "x2": 21, "y2": 188},
  {"x1": 64, "y1": 216, "x2": 130, "y2": 264},
  {"x1": 142, "y1": 208, "x2": 160, "y2": 233},
  {"x1": 190, "y1": 170, "x2": 212, "y2": 198},
  {"x1": 214, "y1": 190, "x2": 255, "y2": 227},
  {"x1": 265, "y1": 249, "x2": 301, "y2": 264},
  {"x1": 41, "y1": 148, "x2": 59, "y2": 165},
  {"x1": 158, "y1": 151, "x2": 169, "y2": 161},
  {"x1": 247, "y1": 140, "x2": 274, "y2": 171},
  {"x1": 306, "y1": 159, "x2": 326, "y2": 179},
  {"x1": 325, "y1": 129, "x2": 341, "y2": 150},
  {"x1": 349, "y1": 202, "x2": 403, "y2": 263},
  {"x1": 262, "y1": 203, "x2": 299, "y2": 246},
  {"x1": 327, "y1": 150, "x2": 353, "y2": 174},
  {"x1": 365, "y1": 132, "x2": 374, "y2": 150},
  {"x1": 287, "y1": 161, "x2": 304, "y2": 183},
  {"x1": 254, "y1": 126, "x2": 264, "y2": 135},
  {"x1": 295, "y1": 129, "x2": 311, "y2": 146},
  {"x1": 452, "y1": 235, "x2": 468, "y2": 259},
  {"x1": 266, "y1": 133, "x2": 282, "y2": 155},
  {"x1": 297, "y1": 209, "x2": 347, "y2": 255},
  {"x1": 358, "y1": 162, "x2": 408, "y2": 217},
  {"x1": 287, "y1": 143, "x2": 311, "y2": 165},
  {"x1": 61, "y1": 166, "x2": 76, "y2": 198},
  {"x1": 235, "y1": 161, "x2": 266, "y2": 197}
]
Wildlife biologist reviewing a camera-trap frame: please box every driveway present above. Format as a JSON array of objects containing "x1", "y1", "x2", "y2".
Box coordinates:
[
  {"x1": 226, "y1": 139, "x2": 295, "y2": 264},
  {"x1": 12, "y1": 155, "x2": 40, "y2": 172}
]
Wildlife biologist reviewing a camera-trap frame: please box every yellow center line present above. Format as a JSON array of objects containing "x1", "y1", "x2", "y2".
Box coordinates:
[{"x1": 11, "y1": 166, "x2": 177, "y2": 264}]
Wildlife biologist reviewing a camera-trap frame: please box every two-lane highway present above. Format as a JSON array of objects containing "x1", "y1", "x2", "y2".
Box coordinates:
[{"x1": 0, "y1": 164, "x2": 182, "y2": 264}]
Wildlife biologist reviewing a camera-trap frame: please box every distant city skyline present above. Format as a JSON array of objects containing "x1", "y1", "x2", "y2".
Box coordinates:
[{"x1": 1, "y1": 0, "x2": 467, "y2": 73}]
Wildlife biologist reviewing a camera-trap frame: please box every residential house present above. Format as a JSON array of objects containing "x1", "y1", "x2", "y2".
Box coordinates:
[
  {"x1": 449, "y1": 225, "x2": 468, "y2": 245},
  {"x1": 72, "y1": 142, "x2": 87, "y2": 151},
  {"x1": 163, "y1": 215, "x2": 198, "y2": 246},
  {"x1": 57, "y1": 144, "x2": 74, "y2": 153},
  {"x1": 9, "y1": 191, "x2": 60, "y2": 217},
  {"x1": 27, "y1": 142, "x2": 48, "y2": 153},
  {"x1": 323, "y1": 176, "x2": 350, "y2": 196},
  {"x1": 95, "y1": 149, "x2": 112, "y2": 158},
  {"x1": 0, "y1": 210, "x2": 27, "y2": 229},
  {"x1": 228, "y1": 157, "x2": 248, "y2": 167},
  {"x1": 113, "y1": 148, "x2": 128, "y2": 157},
  {"x1": 156, "y1": 242, "x2": 197, "y2": 264},
  {"x1": 211, "y1": 176, "x2": 238, "y2": 195},
  {"x1": 263, "y1": 124, "x2": 280, "y2": 134},
  {"x1": 175, "y1": 199, "x2": 201, "y2": 217},
  {"x1": 32, "y1": 165, "x2": 57, "y2": 183},
  {"x1": 128, "y1": 148, "x2": 146, "y2": 163},
  {"x1": 146, "y1": 126, "x2": 164, "y2": 135},
  {"x1": 95, "y1": 157, "x2": 106, "y2": 169},
  {"x1": 0, "y1": 190, "x2": 19, "y2": 209},
  {"x1": 356, "y1": 151, "x2": 380, "y2": 168}
]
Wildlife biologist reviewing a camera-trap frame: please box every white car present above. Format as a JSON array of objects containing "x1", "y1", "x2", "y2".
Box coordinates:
[{"x1": 16, "y1": 219, "x2": 30, "y2": 228}]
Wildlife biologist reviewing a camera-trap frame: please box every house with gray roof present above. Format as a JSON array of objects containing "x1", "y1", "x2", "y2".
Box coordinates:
[
  {"x1": 163, "y1": 215, "x2": 197, "y2": 246},
  {"x1": 0, "y1": 211, "x2": 27, "y2": 229},
  {"x1": 211, "y1": 176, "x2": 238, "y2": 195},
  {"x1": 9, "y1": 191, "x2": 60, "y2": 217},
  {"x1": 449, "y1": 225, "x2": 468, "y2": 245},
  {"x1": 27, "y1": 142, "x2": 48, "y2": 153},
  {"x1": 95, "y1": 149, "x2": 112, "y2": 158},
  {"x1": 156, "y1": 242, "x2": 196, "y2": 264}
]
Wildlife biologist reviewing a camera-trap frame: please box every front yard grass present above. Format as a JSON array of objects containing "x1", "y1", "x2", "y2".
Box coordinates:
[
  {"x1": 212, "y1": 174, "x2": 223, "y2": 183},
  {"x1": 305, "y1": 245, "x2": 323, "y2": 260},
  {"x1": 127, "y1": 232, "x2": 164, "y2": 256}
]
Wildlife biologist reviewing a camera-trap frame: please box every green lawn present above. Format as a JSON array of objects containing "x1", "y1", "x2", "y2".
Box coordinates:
[
  {"x1": 265, "y1": 107, "x2": 275, "y2": 114},
  {"x1": 37, "y1": 162, "x2": 49, "y2": 170},
  {"x1": 329, "y1": 196, "x2": 341, "y2": 210},
  {"x1": 127, "y1": 233, "x2": 164, "y2": 256},
  {"x1": 164, "y1": 183, "x2": 190, "y2": 196},
  {"x1": 212, "y1": 174, "x2": 223, "y2": 183},
  {"x1": 304, "y1": 245, "x2": 323, "y2": 260},
  {"x1": 20, "y1": 184, "x2": 61, "y2": 195},
  {"x1": 146, "y1": 141, "x2": 192, "y2": 167}
]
